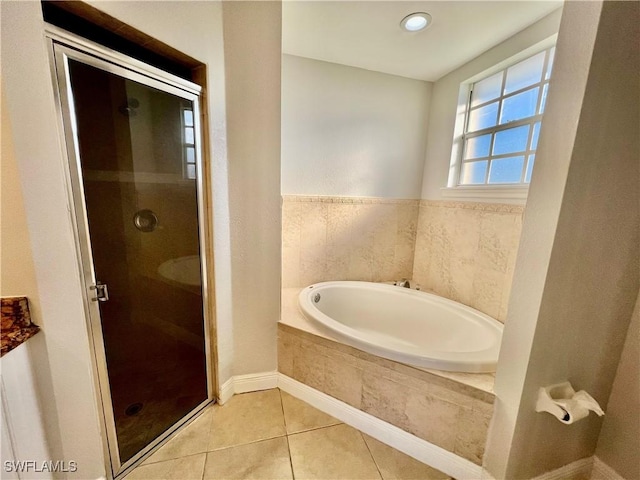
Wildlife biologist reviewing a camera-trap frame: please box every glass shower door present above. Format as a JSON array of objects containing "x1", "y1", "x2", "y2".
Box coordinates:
[{"x1": 53, "y1": 43, "x2": 212, "y2": 471}]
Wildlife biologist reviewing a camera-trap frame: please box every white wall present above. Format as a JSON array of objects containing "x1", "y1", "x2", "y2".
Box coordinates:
[
  {"x1": 595, "y1": 291, "x2": 640, "y2": 480},
  {"x1": 222, "y1": 1, "x2": 282, "y2": 377},
  {"x1": 1, "y1": 3, "x2": 107, "y2": 477},
  {"x1": 420, "y1": 8, "x2": 562, "y2": 200},
  {"x1": 1, "y1": 1, "x2": 232, "y2": 477},
  {"x1": 1, "y1": 80, "x2": 54, "y2": 479},
  {"x1": 485, "y1": 1, "x2": 639, "y2": 477},
  {"x1": 282, "y1": 54, "x2": 431, "y2": 199}
]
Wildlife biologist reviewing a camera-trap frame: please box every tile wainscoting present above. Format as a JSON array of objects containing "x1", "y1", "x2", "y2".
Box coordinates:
[
  {"x1": 282, "y1": 196, "x2": 524, "y2": 322},
  {"x1": 278, "y1": 323, "x2": 495, "y2": 466},
  {"x1": 413, "y1": 201, "x2": 524, "y2": 322}
]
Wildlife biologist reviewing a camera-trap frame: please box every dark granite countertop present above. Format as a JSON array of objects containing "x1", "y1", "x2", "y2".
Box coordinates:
[{"x1": 1, "y1": 297, "x2": 40, "y2": 357}]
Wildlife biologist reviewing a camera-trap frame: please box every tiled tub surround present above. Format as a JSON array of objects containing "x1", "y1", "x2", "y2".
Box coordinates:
[
  {"x1": 282, "y1": 195, "x2": 419, "y2": 288},
  {"x1": 282, "y1": 196, "x2": 524, "y2": 322},
  {"x1": 279, "y1": 197, "x2": 518, "y2": 465},
  {"x1": 413, "y1": 201, "x2": 525, "y2": 322},
  {"x1": 278, "y1": 289, "x2": 495, "y2": 466}
]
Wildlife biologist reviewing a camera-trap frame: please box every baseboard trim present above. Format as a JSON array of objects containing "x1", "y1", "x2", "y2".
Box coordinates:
[
  {"x1": 218, "y1": 371, "x2": 279, "y2": 404},
  {"x1": 209, "y1": 375, "x2": 627, "y2": 480},
  {"x1": 219, "y1": 372, "x2": 484, "y2": 479},
  {"x1": 234, "y1": 371, "x2": 279, "y2": 394},
  {"x1": 531, "y1": 457, "x2": 593, "y2": 480},
  {"x1": 277, "y1": 374, "x2": 483, "y2": 480},
  {"x1": 591, "y1": 457, "x2": 624, "y2": 480}
]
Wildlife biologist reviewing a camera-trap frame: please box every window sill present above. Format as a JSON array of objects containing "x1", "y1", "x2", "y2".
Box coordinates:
[{"x1": 440, "y1": 186, "x2": 528, "y2": 205}]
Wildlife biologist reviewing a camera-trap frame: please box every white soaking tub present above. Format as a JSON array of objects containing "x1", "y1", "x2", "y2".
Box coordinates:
[{"x1": 298, "y1": 281, "x2": 503, "y2": 373}]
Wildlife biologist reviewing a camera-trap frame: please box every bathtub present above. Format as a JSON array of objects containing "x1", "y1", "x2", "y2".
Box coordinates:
[{"x1": 298, "y1": 281, "x2": 503, "y2": 373}]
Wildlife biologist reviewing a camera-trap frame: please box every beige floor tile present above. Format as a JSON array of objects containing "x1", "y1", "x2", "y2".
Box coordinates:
[
  {"x1": 288, "y1": 424, "x2": 381, "y2": 480},
  {"x1": 203, "y1": 437, "x2": 293, "y2": 479},
  {"x1": 208, "y1": 389, "x2": 286, "y2": 451},
  {"x1": 281, "y1": 390, "x2": 341, "y2": 434},
  {"x1": 125, "y1": 453, "x2": 206, "y2": 480},
  {"x1": 143, "y1": 407, "x2": 213, "y2": 464},
  {"x1": 362, "y1": 435, "x2": 451, "y2": 480}
]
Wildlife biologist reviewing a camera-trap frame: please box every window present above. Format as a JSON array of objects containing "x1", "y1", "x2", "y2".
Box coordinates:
[
  {"x1": 182, "y1": 106, "x2": 197, "y2": 179},
  {"x1": 458, "y1": 46, "x2": 555, "y2": 186}
]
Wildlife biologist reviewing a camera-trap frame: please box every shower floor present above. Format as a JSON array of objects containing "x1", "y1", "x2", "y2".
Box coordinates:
[
  {"x1": 105, "y1": 315, "x2": 207, "y2": 463},
  {"x1": 123, "y1": 388, "x2": 453, "y2": 480}
]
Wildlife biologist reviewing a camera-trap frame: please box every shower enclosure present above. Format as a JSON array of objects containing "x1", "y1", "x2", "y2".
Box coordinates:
[{"x1": 49, "y1": 31, "x2": 213, "y2": 477}]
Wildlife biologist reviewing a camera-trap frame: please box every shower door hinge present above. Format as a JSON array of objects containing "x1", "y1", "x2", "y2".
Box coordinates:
[{"x1": 90, "y1": 282, "x2": 109, "y2": 302}]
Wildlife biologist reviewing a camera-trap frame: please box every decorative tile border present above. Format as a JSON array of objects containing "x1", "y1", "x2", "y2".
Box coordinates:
[
  {"x1": 419, "y1": 199, "x2": 525, "y2": 214},
  {"x1": 1, "y1": 297, "x2": 40, "y2": 357},
  {"x1": 282, "y1": 195, "x2": 420, "y2": 205},
  {"x1": 282, "y1": 195, "x2": 521, "y2": 210}
]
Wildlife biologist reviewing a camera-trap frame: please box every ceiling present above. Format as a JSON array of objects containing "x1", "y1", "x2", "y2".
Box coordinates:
[{"x1": 283, "y1": 1, "x2": 563, "y2": 82}]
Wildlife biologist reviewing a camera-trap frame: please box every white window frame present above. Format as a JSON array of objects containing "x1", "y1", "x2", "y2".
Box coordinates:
[
  {"x1": 443, "y1": 36, "x2": 557, "y2": 204},
  {"x1": 181, "y1": 105, "x2": 197, "y2": 180}
]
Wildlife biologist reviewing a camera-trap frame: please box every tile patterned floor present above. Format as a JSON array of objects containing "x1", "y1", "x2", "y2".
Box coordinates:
[{"x1": 125, "y1": 388, "x2": 452, "y2": 480}]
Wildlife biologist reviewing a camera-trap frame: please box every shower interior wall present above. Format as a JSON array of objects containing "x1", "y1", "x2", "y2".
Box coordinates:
[{"x1": 69, "y1": 62, "x2": 208, "y2": 461}]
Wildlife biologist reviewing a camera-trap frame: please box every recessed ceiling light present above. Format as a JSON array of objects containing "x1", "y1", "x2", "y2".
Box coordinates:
[{"x1": 400, "y1": 12, "x2": 432, "y2": 32}]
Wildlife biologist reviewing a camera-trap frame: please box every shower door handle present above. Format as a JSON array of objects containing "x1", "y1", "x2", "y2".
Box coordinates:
[{"x1": 91, "y1": 282, "x2": 109, "y2": 302}]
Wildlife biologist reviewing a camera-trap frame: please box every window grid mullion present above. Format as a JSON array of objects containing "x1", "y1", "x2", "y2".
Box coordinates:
[
  {"x1": 483, "y1": 132, "x2": 497, "y2": 184},
  {"x1": 469, "y1": 78, "x2": 546, "y2": 113},
  {"x1": 459, "y1": 46, "x2": 553, "y2": 186},
  {"x1": 534, "y1": 51, "x2": 550, "y2": 118},
  {"x1": 520, "y1": 52, "x2": 549, "y2": 183},
  {"x1": 522, "y1": 156, "x2": 532, "y2": 184},
  {"x1": 461, "y1": 148, "x2": 536, "y2": 165},
  {"x1": 481, "y1": 70, "x2": 508, "y2": 185},
  {"x1": 181, "y1": 106, "x2": 188, "y2": 178},
  {"x1": 465, "y1": 115, "x2": 543, "y2": 140},
  {"x1": 459, "y1": 86, "x2": 475, "y2": 178},
  {"x1": 495, "y1": 68, "x2": 508, "y2": 137},
  {"x1": 522, "y1": 126, "x2": 536, "y2": 183},
  {"x1": 459, "y1": 84, "x2": 479, "y2": 185},
  {"x1": 182, "y1": 105, "x2": 197, "y2": 179},
  {"x1": 540, "y1": 49, "x2": 551, "y2": 90},
  {"x1": 521, "y1": 119, "x2": 541, "y2": 184},
  {"x1": 484, "y1": 159, "x2": 492, "y2": 184}
]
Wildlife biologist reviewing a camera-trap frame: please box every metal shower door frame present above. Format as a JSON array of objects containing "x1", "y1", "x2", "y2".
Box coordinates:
[{"x1": 46, "y1": 27, "x2": 215, "y2": 479}]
